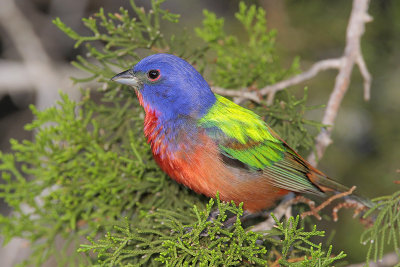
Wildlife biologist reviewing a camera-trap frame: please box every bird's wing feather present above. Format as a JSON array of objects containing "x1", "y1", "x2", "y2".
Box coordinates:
[{"x1": 198, "y1": 94, "x2": 324, "y2": 196}]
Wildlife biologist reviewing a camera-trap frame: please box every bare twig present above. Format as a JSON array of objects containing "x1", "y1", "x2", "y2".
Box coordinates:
[
  {"x1": 251, "y1": 186, "x2": 361, "y2": 232},
  {"x1": 332, "y1": 201, "x2": 368, "y2": 222},
  {"x1": 357, "y1": 53, "x2": 372, "y2": 101},
  {"x1": 260, "y1": 58, "x2": 343, "y2": 105},
  {"x1": 301, "y1": 186, "x2": 357, "y2": 220},
  {"x1": 211, "y1": 58, "x2": 343, "y2": 105},
  {"x1": 212, "y1": 86, "x2": 261, "y2": 103},
  {"x1": 307, "y1": 0, "x2": 372, "y2": 165}
]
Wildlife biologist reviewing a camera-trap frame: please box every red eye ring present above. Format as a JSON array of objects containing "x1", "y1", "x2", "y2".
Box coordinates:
[{"x1": 147, "y1": 69, "x2": 161, "y2": 81}]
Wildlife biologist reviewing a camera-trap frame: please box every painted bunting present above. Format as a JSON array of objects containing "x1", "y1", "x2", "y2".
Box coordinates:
[{"x1": 112, "y1": 53, "x2": 371, "y2": 212}]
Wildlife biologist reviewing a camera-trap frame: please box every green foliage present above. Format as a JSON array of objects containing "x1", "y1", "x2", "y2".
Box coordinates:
[
  {"x1": 361, "y1": 191, "x2": 400, "y2": 265},
  {"x1": 0, "y1": 91, "x2": 202, "y2": 266},
  {"x1": 156, "y1": 199, "x2": 266, "y2": 266},
  {"x1": 286, "y1": 246, "x2": 346, "y2": 267},
  {"x1": 196, "y1": 2, "x2": 300, "y2": 89},
  {"x1": 53, "y1": 0, "x2": 179, "y2": 87},
  {"x1": 195, "y1": 2, "x2": 319, "y2": 153},
  {"x1": 78, "y1": 197, "x2": 345, "y2": 266},
  {"x1": 79, "y1": 197, "x2": 267, "y2": 266},
  {"x1": 262, "y1": 88, "x2": 326, "y2": 152},
  {"x1": 267, "y1": 215, "x2": 346, "y2": 266}
]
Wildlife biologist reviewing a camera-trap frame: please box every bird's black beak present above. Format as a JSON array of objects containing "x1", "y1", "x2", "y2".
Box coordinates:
[{"x1": 111, "y1": 69, "x2": 140, "y2": 87}]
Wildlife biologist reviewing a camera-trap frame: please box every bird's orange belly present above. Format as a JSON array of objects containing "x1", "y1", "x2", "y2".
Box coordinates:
[{"x1": 153, "y1": 136, "x2": 288, "y2": 212}]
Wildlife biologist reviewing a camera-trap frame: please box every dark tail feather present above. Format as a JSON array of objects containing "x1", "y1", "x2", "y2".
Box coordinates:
[{"x1": 313, "y1": 173, "x2": 374, "y2": 208}]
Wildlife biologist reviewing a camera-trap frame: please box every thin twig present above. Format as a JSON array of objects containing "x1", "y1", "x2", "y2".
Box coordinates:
[
  {"x1": 357, "y1": 53, "x2": 372, "y2": 101},
  {"x1": 251, "y1": 187, "x2": 357, "y2": 231},
  {"x1": 301, "y1": 186, "x2": 356, "y2": 220},
  {"x1": 332, "y1": 201, "x2": 368, "y2": 222},
  {"x1": 260, "y1": 58, "x2": 343, "y2": 105},
  {"x1": 211, "y1": 58, "x2": 343, "y2": 105},
  {"x1": 251, "y1": 186, "x2": 369, "y2": 232},
  {"x1": 212, "y1": 86, "x2": 261, "y2": 103}
]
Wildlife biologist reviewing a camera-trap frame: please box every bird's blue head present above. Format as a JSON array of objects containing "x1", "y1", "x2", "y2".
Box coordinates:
[{"x1": 112, "y1": 54, "x2": 216, "y2": 122}]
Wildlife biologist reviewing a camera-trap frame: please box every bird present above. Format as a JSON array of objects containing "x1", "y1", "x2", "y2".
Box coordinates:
[{"x1": 111, "y1": 53, "x2": 372, "y2": 213}]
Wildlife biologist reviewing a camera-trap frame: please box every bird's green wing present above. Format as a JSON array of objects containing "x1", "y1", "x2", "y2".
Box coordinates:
[{"x1": 198, "y1": 94, "x2": 323, "y2": 195}]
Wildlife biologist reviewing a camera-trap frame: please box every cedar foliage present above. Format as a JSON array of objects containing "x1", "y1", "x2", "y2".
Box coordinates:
[{"x1": 0, "y1": 0, "x2": 398, "y2": 266}]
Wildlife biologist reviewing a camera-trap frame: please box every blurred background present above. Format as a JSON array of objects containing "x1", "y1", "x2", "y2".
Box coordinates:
[{"x1": 0, "y1": 0, "x2": 399, "y2": 265}]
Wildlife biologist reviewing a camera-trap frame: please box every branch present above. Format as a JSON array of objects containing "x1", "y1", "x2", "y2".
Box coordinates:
[
  {"x1": 211, "y1": 58, "x2": 343, "y2": 105},
  {"x1": 332, "y1": 201, "x2": 368, "y2": 223},
  {"x1": 307, "y1": 0, "x2": 372, "y2": 165},
  {"x1": 357, "y1": 52, "x2": 372, "y2": 101},
  {"x1": 212, "y1": 86, "x2": 262, "y2": 103},
  {"x1": 250, "y1": 195, "x2": 294, "y2": 232},
  {"x1": 260, "y1": 58, "x2": 343, "y2": 105},
  {"x1": 301, "y1": 186, "x2": 356, "y2": 220},
  {"x1": 251, "y1": 186, "x2": 371, "y2": 232}
]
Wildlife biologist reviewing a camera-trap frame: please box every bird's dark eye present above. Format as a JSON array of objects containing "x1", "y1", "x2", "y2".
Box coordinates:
[{"x1": 147, "y1": 69, "x2": 161, "y2": 81}]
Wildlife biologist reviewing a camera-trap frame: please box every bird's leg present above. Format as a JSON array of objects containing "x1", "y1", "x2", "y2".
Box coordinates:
[
  {"x1": 207, "y1": 208, "x2": 254, "y2": 225},
  {"x1": 222, "y1": 210, "x2": 258, "y2": 228},
  {"x1": 206, "y1": 208, "x2": 221, "y2": 222},
  {"x1": 198, "y1": 208, "x2": 221, "y2": 236}
]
